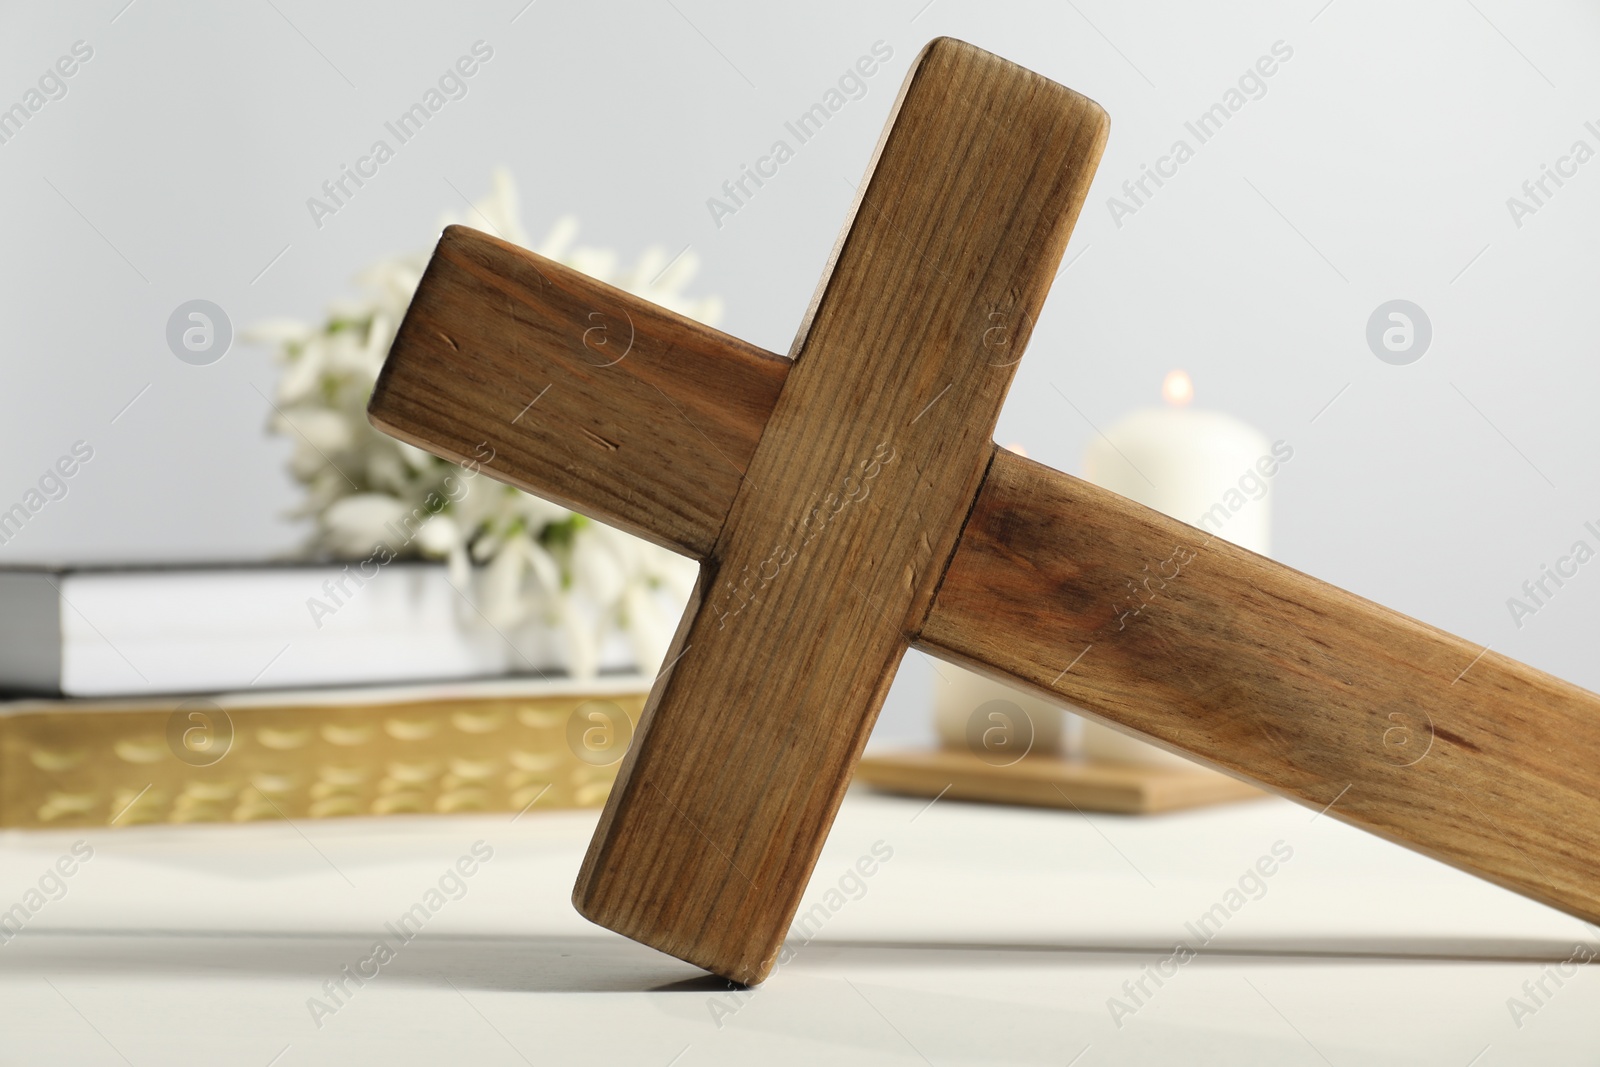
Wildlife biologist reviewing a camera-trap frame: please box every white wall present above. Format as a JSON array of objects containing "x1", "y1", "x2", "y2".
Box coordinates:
[{"x1": 3, "y1": 0, "x2": 1597, "y2": 743}]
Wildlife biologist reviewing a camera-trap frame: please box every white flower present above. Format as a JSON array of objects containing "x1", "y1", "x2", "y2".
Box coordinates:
[
  {"x1": 323, "y1": 494, "x2": 408, "y2": 555},
  {"x1": 557, "y1": 590, "x2": 601, "y2": 681},
  {"x1": 256, "y1": 170, "x2": 714, "y2": 678},
  {"x1": 621, "y1": 582, "x2": 671, "y2": 675},
  {"x1": 275, "y1": 407, "x2": 351, "y2": 455},
  {"x1": 571, "y1": 529, "x2": 626, "y2": 608},
  {"x1": 413, "y1": 513, "x2": 462, "y2": 557},
  {"x1": 242, "y1": 319, "x2": 313, "y2": 346}
]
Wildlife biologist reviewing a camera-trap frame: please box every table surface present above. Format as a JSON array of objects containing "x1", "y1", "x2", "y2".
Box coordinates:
[{"x1": 0, "y1": 784, "x2": 1593, "y2": 1066}]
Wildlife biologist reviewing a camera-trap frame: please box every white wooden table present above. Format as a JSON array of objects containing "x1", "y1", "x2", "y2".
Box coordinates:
[{"x1": 0, "y1": 786, "x2": 1592, "y2": 1065}]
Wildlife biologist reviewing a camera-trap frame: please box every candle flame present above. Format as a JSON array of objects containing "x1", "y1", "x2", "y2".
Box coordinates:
[
  {"x1": 1004, "y1": 441, "x2": 1029, "y2": 458},
  {"x1": 1162, "y1": 369, "x2": 1194, "y2": 408}
]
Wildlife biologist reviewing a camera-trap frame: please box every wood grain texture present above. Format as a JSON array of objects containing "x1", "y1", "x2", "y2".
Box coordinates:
[
  {"x1": 571, "y1": 38, "x2": 1108, "y2": 984},
  {"x1": 367, "y1": 35, "x2": 1600, "y2": 987},
  {"x1": 856, "y1": 749, "x2": 1263, "y2": 814},
  {"x1": 368, "y1": 226, "x2": 785, "y2": 557},
  {"x1": 921, "y1": 448, "x2": 1600, "y2": 925}
]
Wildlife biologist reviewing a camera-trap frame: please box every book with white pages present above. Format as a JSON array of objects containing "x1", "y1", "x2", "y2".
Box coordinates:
[{"x1": 0, "y1": 562, "x2": 636, "y2": 697}]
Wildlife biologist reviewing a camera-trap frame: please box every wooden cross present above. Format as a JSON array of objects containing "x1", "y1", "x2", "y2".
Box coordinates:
[{"x1": 370, "y1": 38, "x2": 1600, "y2": 984}]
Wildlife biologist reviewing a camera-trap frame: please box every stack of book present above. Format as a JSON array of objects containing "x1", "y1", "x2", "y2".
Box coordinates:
[{"x1": 0, "y1": 562, "x2": 647, "y2": 829}]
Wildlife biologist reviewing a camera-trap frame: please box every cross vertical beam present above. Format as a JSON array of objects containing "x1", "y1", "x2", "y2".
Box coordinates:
[{"x1": 570, "y1": 39, "x2": 1107, "y2": 983}]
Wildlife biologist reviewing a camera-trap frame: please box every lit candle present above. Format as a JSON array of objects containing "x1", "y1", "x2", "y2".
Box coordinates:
[
  {"x1": 1077, "y1": 370, "x2": 1278, "y2": 768},
  {"x1": 1084, "y1": 370, "x2": 1273, "y2": 556}
]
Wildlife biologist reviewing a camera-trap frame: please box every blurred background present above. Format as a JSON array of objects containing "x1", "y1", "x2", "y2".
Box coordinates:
[{"x1": 4, "y1": 0, "x2": 1598, "y2": 743}]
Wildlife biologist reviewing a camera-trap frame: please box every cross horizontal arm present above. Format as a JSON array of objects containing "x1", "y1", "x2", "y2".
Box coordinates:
[
  {"x1": 923, "y1": 448, "x2": 1600, "y2": 925},
  {"x1": 368, "y1": 226, "x2": 784, "y2": 559},
  {"x1": 370, "y1": 225, "x2": 1600, "y2": 932}
]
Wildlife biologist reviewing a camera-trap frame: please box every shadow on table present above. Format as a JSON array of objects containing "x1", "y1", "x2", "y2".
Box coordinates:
[{"x1": 0, "y1": 930, "x2": 1589, "y2": 994}]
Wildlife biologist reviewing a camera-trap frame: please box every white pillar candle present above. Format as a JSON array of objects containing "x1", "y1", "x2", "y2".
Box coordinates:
[
  {"x1": 1084, "y1": 371, "x2": 1274, "y2": 555},
  {"x1": 933, "y1": 661, "x2": 1072, "y2": 760},
  {"x1": 1078, "y1": 371, "x2": 1277, "y2": 768}
]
